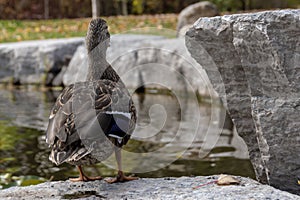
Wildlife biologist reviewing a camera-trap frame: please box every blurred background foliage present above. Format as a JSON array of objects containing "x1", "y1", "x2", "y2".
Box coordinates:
[
  {"x1": 0, "y1": 14, "x2": 177, "y2": 42},
  {"x1": 0, "y1": 0, "x2": 298, "y2": 42},
  {"x1": 0, "y1": 0, "x2": 298, "y2": 19}
]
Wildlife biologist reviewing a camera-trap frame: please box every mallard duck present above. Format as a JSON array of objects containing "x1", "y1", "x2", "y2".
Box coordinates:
[{"x1": 46, "y1": 18, "x2": 137, "y2": 183}]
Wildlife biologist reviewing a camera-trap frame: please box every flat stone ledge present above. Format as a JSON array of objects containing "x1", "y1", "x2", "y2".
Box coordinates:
[
  {"x1": 0, "y1": 176, "x2": 298, "y2": 200},
  {"x1": 0, "y1": 37, "x2": 84, "y2": 85}
]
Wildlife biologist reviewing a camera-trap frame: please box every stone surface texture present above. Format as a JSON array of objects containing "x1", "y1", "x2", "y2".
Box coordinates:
[
  {"x1": 186, "y1": 9, "x2": 300, "y2": 194},
  {"x1": 0, "y1": 176, "x2": 299, "y2": 200},
  {"x1": 0, "y1": 38, "x2": 83, "y2": 85},
  {"x1": 0, "y1": 35, "x2": 214, "y2": 96},
  {"x1": 177, "y1": 1, "x2": 219, "y2": 37}
]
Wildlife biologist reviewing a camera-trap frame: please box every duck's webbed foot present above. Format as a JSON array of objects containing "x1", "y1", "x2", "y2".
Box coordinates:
[
  {"x1": 105, "y1": 171, "x2": 138, "y2": 183},
  {"x1": 70, "y1": 166, "x2": 102, "y2": 182},
  {"x1": 70, "y1": 175, "x2": 102, "y2": 182}
]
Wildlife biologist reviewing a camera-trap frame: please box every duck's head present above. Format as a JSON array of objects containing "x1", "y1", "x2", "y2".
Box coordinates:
[{"x1": 86, "y1": 18, "x2": 110, "y2": 54}]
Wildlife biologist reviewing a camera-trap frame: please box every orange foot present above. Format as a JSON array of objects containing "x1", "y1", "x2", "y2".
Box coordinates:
[
  {"x1": 105, "y1": 171, "x2": 138, "y2": 183},
  {"x1": 70, "y1": 175, "x2": 102, "y2": 182}
]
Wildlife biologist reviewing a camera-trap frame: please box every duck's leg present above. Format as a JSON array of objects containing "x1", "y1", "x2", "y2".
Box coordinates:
[
  {"x1": 105, "y1": 148, "x2": 138, "y2": 183},
  {"x1": 70, "y1": 166, "x2": 102, "y2": 182}
]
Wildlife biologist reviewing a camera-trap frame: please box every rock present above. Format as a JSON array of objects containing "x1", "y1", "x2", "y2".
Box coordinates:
[
  {"x1": 0, "y1": 48, "x2": 14, "y2": 82},
  {"x1": 186, "y1": 9, "x2": 300, "y2": 195},
  {"x1": 177, "y1": 1, "x2": 219, "y2": 37},
  {"x1": 178, "y1": 25, "x2": 194, "y2": 38},
  {"x1": 63, "y1": 34, "x2": 214, "y2": 97},
  {"x1": 62, "y1": 45, "x2": 88, "y2": 85},
  {"x1": 0, "y1": 34, "x2": 214, "y2": 97},
  {"x1": 0, "y1": 38, "x2": 84, "y2": 85},
  {"x1": 51, "y1": 66, "x2": 67, "y2": 87},
  {"x1": 0, "y1": 176, "x2": 298, "y2": 200},
  {"x1": 63, "y1": 34, "x2": 166, "y2": 85}
]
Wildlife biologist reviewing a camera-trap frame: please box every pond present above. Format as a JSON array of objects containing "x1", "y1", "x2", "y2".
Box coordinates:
[{"x1": 0, "y1": 87, "x2": 255, "y2": 188}]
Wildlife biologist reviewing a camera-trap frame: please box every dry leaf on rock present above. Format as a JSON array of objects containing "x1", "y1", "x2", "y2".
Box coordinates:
[{"x1": 217, "y1": 174, "x2": 240, "y2": 186}]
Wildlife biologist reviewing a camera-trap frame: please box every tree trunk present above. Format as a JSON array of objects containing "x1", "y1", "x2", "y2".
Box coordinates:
[
  {"x1": 122, "y1": 0, "x2": 128, "y2": 15},
  {"x1": 177, "y1": 0, "x2": 184, "y2": 12},
  {"x1": 91, "y1": 0, "x2": 101, "y2": 18},
  {"x1": 162, "y1": 0, "x2": 167, "y2": 13},
  {"x1": 247, "y1": 0, "x2": 252, "y2": 9},
  {"x1": 239, "y1": 0, "x2": 246, "y2": 10},
  {"x1": 44, "y1": 0, "x2": 49, "y2": 19}
]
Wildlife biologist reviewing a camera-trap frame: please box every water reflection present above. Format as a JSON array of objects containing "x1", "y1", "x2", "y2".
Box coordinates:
[{"x1": 0, "y1": 88, "x2": 255, "y2": 183}]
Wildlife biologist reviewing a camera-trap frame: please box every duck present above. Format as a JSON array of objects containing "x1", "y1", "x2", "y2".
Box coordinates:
[{"x1": 46, "y1": 18, "x2": 137, "y2": 183}]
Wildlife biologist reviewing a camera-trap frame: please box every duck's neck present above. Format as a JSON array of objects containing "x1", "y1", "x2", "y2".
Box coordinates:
[
  {"x1": 87, "y1": 47, "x2": 109, "y2": 81},
  {"x1": 87, "y1": 47, "x2": 120, "y2": 82}
]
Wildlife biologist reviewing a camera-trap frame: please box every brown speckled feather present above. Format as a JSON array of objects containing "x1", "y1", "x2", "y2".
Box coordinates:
[{"x1": 46, "y1": 80, "x2": 136, "y2": 166}]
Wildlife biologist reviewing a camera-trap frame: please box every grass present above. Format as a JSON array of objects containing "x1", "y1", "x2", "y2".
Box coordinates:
[{"x1": 0, "y1": 14, "x2": 178, "y2": 43}]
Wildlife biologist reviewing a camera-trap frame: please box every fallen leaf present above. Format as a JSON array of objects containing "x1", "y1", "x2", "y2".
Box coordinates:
[
  {"x1": 35, "y1": 27, "x2": 40, "y2": 32},
  {"x1": 217, "y1": 174, "x2": 240, "y2": 186}
]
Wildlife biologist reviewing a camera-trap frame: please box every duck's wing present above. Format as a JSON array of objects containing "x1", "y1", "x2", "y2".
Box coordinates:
[{"x1": 46, "y1": 80, "x2": 136, "y2": 165}]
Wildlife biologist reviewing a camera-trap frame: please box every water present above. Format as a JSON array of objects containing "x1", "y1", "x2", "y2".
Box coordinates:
[{"x1": 0, "y1": 87, "x2": 255, "y2": 186}]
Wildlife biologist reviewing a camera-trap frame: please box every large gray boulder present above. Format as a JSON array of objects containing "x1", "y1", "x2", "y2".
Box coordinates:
[
  {"x1": 0, "y1": 176, "x2": 298, "y2": 200},
  {"x1": 62, "y1": 45, "x2": 88, "y2": 85},
  {"x1": 0, "y1": 38, "x2": 83, "y2": 85},
  {"x1": 63, "y1": 34, "x2": 214, "y2": 97},
  {"x1": 0, "y1": 34, "x2": 216, "y2": 97},
  {"x1": 186, "y1": 10, "x2": 300, "y2": 194},
  {"x1": 177, "y1": 1, "x2": 219, "y2": 37}
]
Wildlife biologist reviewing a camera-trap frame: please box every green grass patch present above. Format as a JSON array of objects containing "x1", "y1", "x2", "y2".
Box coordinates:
[{"x1": 0, "y1": 14, "x2": 177, "y2": 43}]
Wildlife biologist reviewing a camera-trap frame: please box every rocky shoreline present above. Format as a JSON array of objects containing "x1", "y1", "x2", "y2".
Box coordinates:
[{"x1": 0, "y1": 176, "x2": 299, "y2": 200}]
